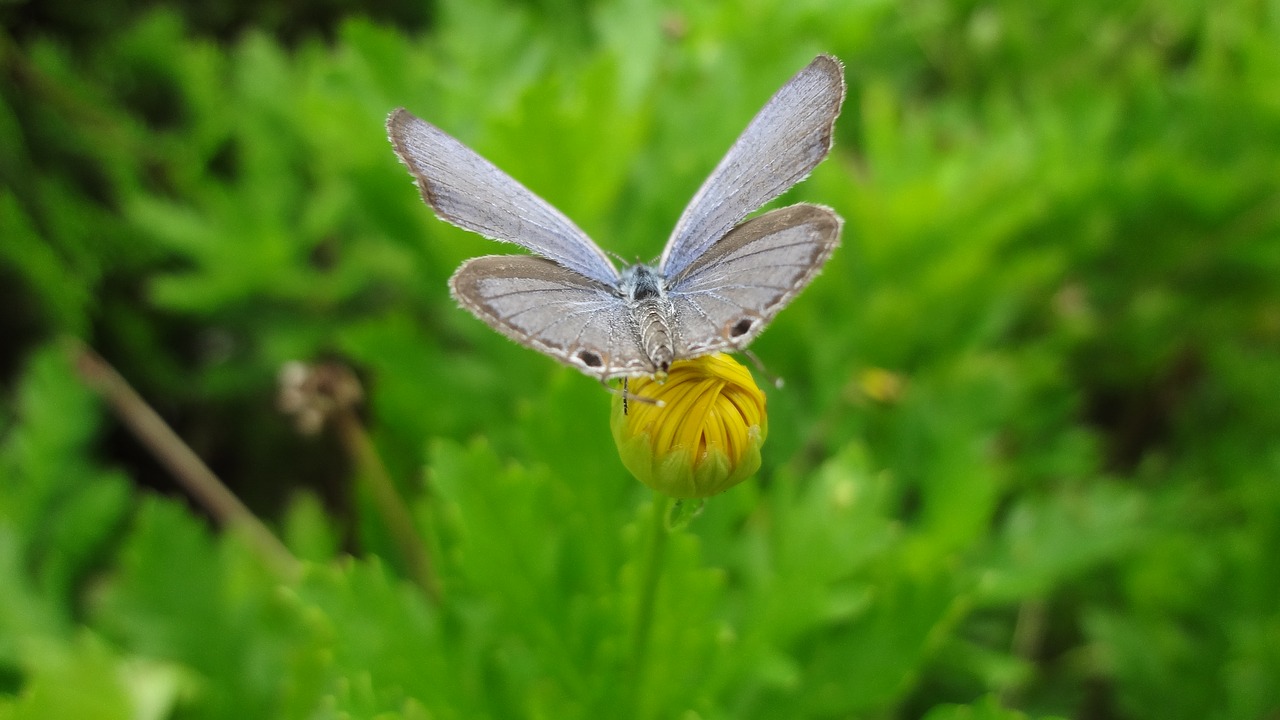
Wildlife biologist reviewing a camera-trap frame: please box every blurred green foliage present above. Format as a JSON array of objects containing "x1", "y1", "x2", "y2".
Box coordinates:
[{"x1": 2, "y1": 0, "x2": 1279, "y2": 717}]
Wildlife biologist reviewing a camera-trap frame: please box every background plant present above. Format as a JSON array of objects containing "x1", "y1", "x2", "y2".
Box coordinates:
[{"x1": 2, "y1": 0, "x2": 1278, "y2": 718}]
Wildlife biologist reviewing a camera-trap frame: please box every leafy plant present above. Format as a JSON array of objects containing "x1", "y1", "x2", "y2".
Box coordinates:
[{"x1": 2, "y1": 0, "x2": 1278, "y2": 718}]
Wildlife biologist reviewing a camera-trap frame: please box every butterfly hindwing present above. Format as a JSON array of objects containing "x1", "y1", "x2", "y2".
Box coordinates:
[
  {"x1": 450, "y1": 255, "x2": 653, "y2": 378},
  {"x1": 668, "y1": 204, "x2": 842, "y2": 357}
]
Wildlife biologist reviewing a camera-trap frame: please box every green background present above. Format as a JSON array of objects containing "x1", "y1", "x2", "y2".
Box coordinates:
[{"x1": 2, "y1": 0, "x2": 1278, "y2": 717}]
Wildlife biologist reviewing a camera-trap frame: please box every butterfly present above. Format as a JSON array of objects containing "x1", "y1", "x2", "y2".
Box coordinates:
[{"x1": 387, "y1": 54, "x2": 845, "y2": 380}]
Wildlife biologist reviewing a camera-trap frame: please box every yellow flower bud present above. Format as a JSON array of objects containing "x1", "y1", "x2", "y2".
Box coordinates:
[{"x1": 611, "y1": 354, "x2": 768, "y2": 498}]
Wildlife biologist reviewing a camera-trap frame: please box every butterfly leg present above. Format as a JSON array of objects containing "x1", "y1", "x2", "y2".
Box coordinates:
[
  {"x1": 597, "y1": 376, "x2": 664, "y2": 410},
  {"x1": 742, "y1": 349, "x2": 785, "y2": 389}
]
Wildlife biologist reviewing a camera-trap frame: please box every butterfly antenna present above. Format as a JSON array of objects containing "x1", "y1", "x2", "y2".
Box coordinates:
[{"x1": 743, "y1": 349, "x2": 785, "y2": 389}]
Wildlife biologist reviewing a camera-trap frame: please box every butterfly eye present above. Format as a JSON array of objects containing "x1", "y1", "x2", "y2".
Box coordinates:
[{"x1": 577, "y1": 350, "x2": 604, "y2": 368}]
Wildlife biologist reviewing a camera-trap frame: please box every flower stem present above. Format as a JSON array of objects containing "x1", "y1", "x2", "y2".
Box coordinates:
[
  {"x1": 333, "y1": 410, "x2": 441, "y2": 603},
  {"x1": 68, "y1": 339, "x2": 300, "y2": 579},
  {"x1": 628, "y1": 493, "x2": 671, "y2": 718}
]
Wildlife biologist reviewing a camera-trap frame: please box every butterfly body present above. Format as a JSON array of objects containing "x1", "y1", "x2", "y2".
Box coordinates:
[
  {"x1": 619, "y1": 264, "x2": 676, "y2": 375},
  {"x1": 390, "y1": 55, "x2": 847, "y2": 380}
]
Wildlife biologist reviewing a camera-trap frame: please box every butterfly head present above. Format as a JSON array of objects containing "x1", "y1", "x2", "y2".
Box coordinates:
[{"x1": 619, "y1": 263, "x2": 667, "y2": 302}]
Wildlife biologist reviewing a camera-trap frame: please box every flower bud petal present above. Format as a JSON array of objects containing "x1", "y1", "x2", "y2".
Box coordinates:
[{"x1": 611, "y1": 354, "x2": 768, "y2": 498}]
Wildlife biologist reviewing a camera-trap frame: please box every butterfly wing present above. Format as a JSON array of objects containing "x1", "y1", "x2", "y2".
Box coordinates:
[
  {"x1": 668, "y1": 204, "x2": 841, "y2": 357},
  {"x1": 659, "y1": 55, "x2": 845, "y2": 279},
  {"x1": 450, "y1": 255, "x2": 653, "y2": 378},
  {"x1": 388, "y1": 109, "x2": 621, "y2": 286}
]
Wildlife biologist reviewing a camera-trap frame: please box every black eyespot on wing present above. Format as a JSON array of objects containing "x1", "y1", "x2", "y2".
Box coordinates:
[
  {"x1": 577, "y1": 350, "x2": 603, "y2": 368},
  {"x1": 729, "y1": 318, "x2": 754, "y2": 337}
]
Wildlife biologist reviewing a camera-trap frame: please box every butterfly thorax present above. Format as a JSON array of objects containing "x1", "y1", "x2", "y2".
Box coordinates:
[{"x1": 620, "y1": 264, "x2": 676, "y2": 375}]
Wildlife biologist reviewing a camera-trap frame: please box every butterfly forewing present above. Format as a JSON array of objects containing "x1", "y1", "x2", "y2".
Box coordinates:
[
  {"x1": 388, "y1": 110, "x2": 620, "y2": 286},
  {"x1": 659, "y1": 54, "x2": 846, "y2": 279},
  {"x1": 450, "y1": 256, "x2": 653, "y2": 378},
  {"x1": 669, "y1": 204, "x2": 841, "y2": 357}
]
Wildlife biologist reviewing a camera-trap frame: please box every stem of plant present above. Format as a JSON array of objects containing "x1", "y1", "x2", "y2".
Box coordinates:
[
  {"x1": 1000, "y1": 597, "x2": 1046, "y2": 706},
  {"x1": 333, "y1": 410, "x2": 441, "y2": 603},
  {"x1": 628, "y1": 494, "x2": 672, "y2": 717},
  {"x1": 68, "y1": 339, "x2": 300, "y2": 579}
]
